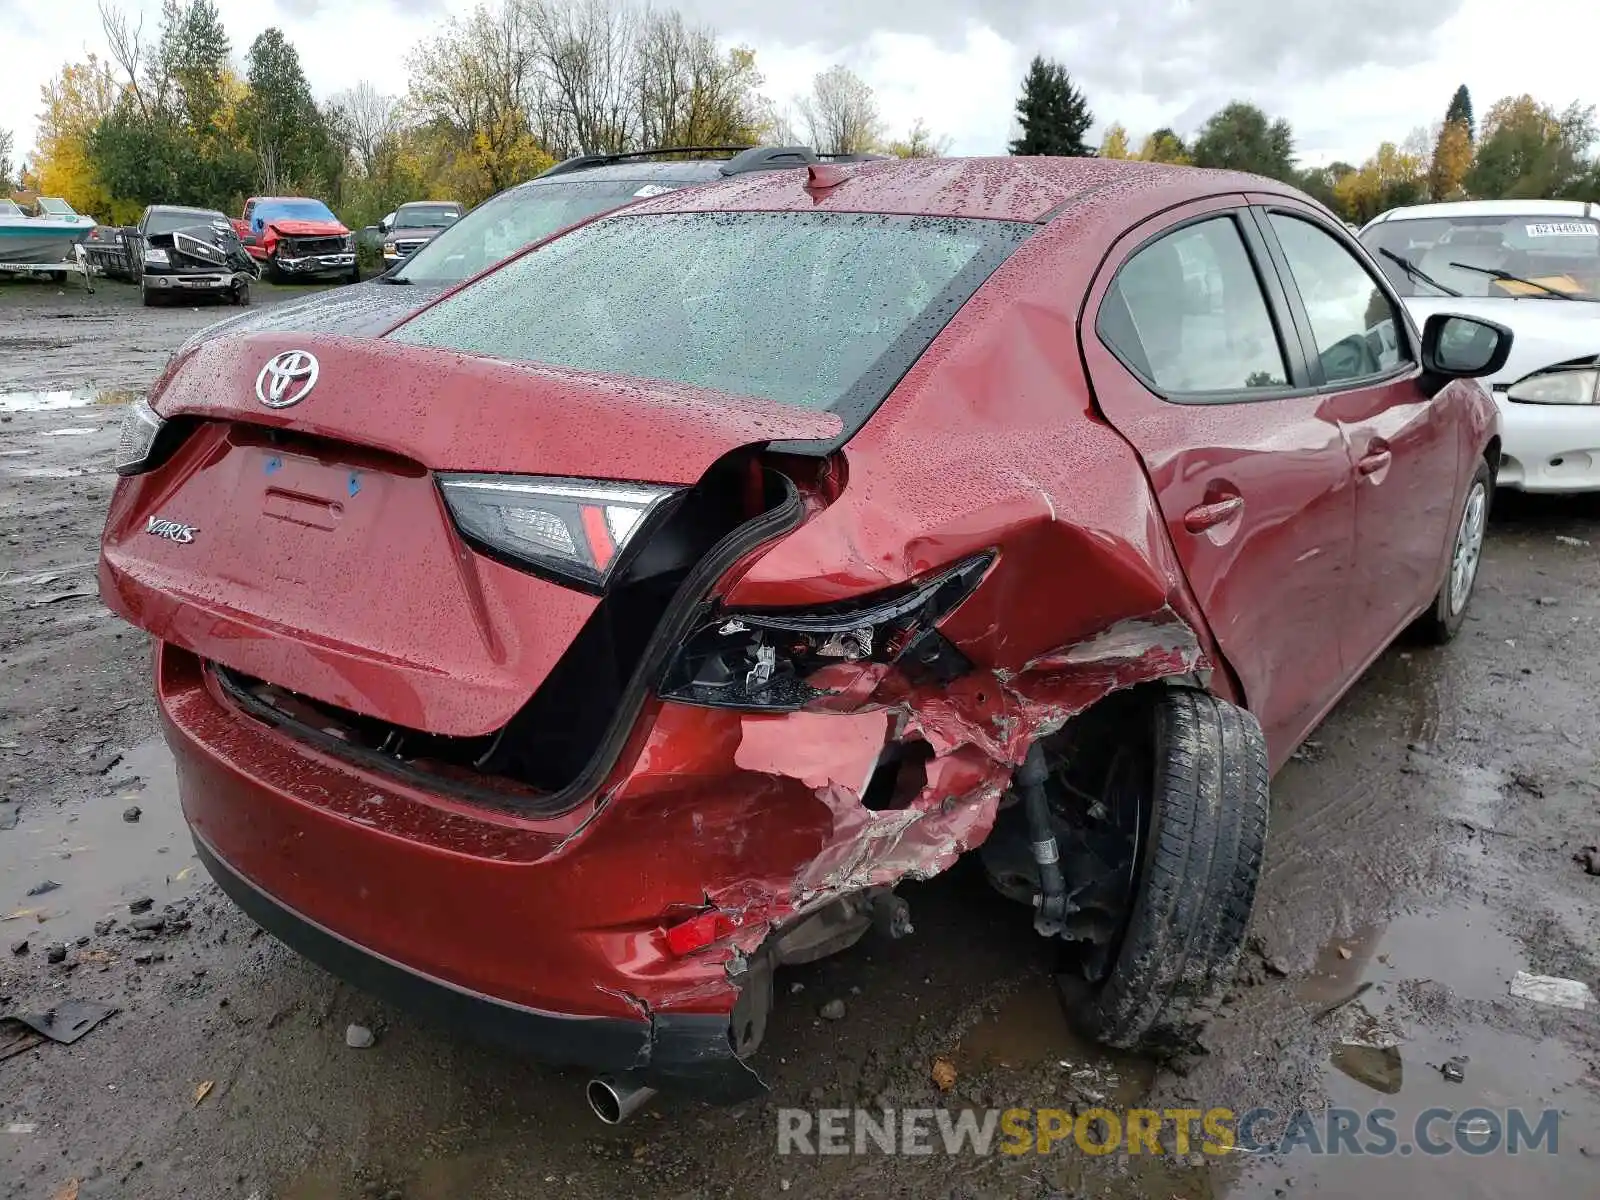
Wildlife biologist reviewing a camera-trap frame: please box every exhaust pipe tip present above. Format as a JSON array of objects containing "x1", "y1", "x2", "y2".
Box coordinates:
[{"x1": 587, "y1": 1076, "x2": 658, "y2": 1124}]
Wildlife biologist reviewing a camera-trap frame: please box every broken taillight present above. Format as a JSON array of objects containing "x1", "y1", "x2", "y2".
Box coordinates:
[
  {"x1": 438, "y1": 474, "x2": 685, "y2": 591},
  {"x1": 658, "y1": 553, "x2": 993, "y2": 710},
  {"x1": 114, "y1": 398, "x2": 168, "y2": 475}
]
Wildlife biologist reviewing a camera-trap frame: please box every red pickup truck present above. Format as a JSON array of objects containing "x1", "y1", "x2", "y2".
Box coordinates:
[{"x1": 233, "y1": 196, "x2": 359, "y2": 284}]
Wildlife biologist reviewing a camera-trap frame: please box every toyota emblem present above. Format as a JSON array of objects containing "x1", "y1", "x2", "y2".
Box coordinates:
[{"x1": 255, "y1": 350, "x2": 320, "y2": 408}]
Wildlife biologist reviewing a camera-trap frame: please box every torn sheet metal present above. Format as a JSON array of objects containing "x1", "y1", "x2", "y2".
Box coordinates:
[{"x1": 697, "y1": 603, "x2": 1207, "y2": 968}]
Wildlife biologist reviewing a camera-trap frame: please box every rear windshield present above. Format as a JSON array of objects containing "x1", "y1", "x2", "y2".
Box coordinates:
[
  {"x1": 254, "y1": 199, "x2": 337, "y2": 226},
  {"x1": 1363, "y1": 213, "x2": 1600, "y2": 300},
  {"x1": 146, "y1": 209, "x2": 225, "y2": 235},
  {"x1": 391, "y1": 211, "x2": 1029, "y2": 423},
  {"x1": 391, "y1": 178, "x2": 691, "y2": 285}
]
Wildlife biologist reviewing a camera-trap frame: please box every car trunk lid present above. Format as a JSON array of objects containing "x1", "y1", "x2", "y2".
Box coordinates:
[{"x1": 100, "y1": 333, "x2": 840, "y2": 738}]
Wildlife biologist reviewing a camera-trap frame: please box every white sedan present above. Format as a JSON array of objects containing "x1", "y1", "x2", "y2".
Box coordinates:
[{"x1": 1362, "y1": 199, "x2": 1600, "y2": 492}]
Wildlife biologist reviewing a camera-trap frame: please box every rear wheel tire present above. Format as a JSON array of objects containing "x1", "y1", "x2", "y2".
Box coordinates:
[
  {"x1": 1063, "y1": 688, "x2": 1268, "y2": 1051},
  {"x1": 140, "y1": 282, "x2": 159, "y2": 307},
  {"x1": 1413, "y1": 459, "x2": 1491, "y2": 645},
  {"x1": 233, "y1": 280, "x2": 251, "y2": 306}
]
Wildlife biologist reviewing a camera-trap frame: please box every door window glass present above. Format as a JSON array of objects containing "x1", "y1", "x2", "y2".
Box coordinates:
[
  {"x1": 1099, "y1": 217, "x2": 1289, "y2": 394},
  {"x1": 1269, "y1": 214, "x2": 1407, "y2": 384}
]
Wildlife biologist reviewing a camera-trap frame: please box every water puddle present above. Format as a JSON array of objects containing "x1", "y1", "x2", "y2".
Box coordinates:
[
  {"x1": 1226, "y1": 1022, "x2": 1599, "y2": 1199},
  {"x1": 957, "y1": 978, "x2": 1154, "y2": 1103},
  {"x1": 0, "y1": 387, "x2": 134, "y2": 413},
  {"x1": 1222, "y1": 902, "x2": 1600, "y2": 1198},
  {"x1": 1301, "y1": 902, "x2": 1524, "y2": 1007},
  {"x1": 4, "y1": 465, "x2": 106, "y2": 478},
  {"x1": 0, "y1": 737, "x2": 200, "y2": 942},
  {"x1": 0, "y1": 389, "x2": 102, "y2": 413}
]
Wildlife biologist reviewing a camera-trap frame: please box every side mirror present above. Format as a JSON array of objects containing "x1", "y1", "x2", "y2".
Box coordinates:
[
  {"x1": 379, "y1": 213, "x2": 394, "y2": 233},
  {"x1": 1420, "y1": 313, "x2": 1514, "y2": 380}
]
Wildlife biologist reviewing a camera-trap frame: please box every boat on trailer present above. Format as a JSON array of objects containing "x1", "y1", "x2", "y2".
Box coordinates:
[{"x1": 0, "y1": 197, "x2": 95, "y2": 265}]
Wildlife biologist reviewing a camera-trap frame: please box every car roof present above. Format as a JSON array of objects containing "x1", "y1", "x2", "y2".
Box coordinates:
[
  {"x1": 620, "y1": 155, "x2": 1303, "y2": 224},
  {"x1": 151, "y1": 205, "x2": 223, "y2": 218},
  {"x1": 398, "y1": 199, "x2": 462, "y2": 209},
  {"x1": 1369, "y1": 199, "x2": 1600, "y2": 224}
]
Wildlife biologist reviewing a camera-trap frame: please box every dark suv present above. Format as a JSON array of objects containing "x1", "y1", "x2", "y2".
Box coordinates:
[{"x1": 183, "y1": 146, "x2": 876, "y2": 347}]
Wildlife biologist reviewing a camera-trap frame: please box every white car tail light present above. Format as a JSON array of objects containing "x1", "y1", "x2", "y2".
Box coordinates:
[
  {"x1": 438, "y1": 474, "x2": 684, "y2": 590},
  {"x1": 115, "y1": 397, "x2": 166, "y2": 475}
]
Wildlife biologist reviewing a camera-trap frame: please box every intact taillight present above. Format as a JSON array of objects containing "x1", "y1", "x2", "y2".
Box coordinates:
[
  {"x1": 438, "y1": 473, "x2": 685, "y2": 591},
  {"x1": 659, "y1": 553, "x2": 994, "y2": 710}
]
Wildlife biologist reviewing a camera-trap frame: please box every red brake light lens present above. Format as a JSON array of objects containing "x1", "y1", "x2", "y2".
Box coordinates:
[{"x1": 438, "y1": 473, "x2": 684, "y2": 591}]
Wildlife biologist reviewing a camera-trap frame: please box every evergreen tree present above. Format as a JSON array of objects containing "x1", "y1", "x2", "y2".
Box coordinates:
[
  {"x1": 1446, "y1": 85, "x2": 1475, "y2": 143},
  {"x1": 1009, "y1": 56, "x2": 1094, "y2": 157}
]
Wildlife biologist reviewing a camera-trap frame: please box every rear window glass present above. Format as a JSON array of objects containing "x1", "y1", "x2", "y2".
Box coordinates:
[
  {"x1": 391, "y1": 211, "x2": 1029, "y2": 421},
  {"x1": 395, "y1": 204, "x2": 461, "y2": 229},
  {"x1": 253, "y1": 199, "x2": 337, "y2": 226},
  {"x1": 146, "y1": 210, "x2": 225, "y2": 235}
]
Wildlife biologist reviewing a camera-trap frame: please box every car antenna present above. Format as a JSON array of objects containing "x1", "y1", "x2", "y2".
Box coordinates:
[{"x1": 805, "y1": 163, "x2": 852, "y2": 191}]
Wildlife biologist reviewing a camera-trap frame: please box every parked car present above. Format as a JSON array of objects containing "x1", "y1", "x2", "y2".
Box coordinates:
[
  {"x1": 99, "y1": 157, "x2": 1509, "y2": 1116},
  {"x1": 128, "y1": 205, "x2": 258, "y2": 306},
  {"x1": 379, "y1": 200, "x2": 465, "y2": 265},
  {"x1": 177, "y1": 146, "x2": 877, "y2": 348},
  {"x1": 233, "y1": 195, "x2": 358, "y2": 284},
  {"x1": 1362, "y1": 199, "x2": 1599, "y2": 491}
]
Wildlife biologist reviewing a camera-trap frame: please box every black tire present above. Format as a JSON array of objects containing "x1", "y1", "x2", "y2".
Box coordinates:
[
  {"x1": 266, "y1": 256, "x2": 285, "y2": 284},
  {"x1": 233, "y1": 280, "x2": 251, "y2": 306},
  {"x1": 140, "y1": 282, "x2": 159, "y2": 307},
  {"x1": 346, "y1": 265, "x2": 361, "y2": 285},
  {"x1": 1066, "y1": 688, "x2": 1268, "y2": 1051},
  {"x1": 1413, "y1": 458, "x2": 1492, "y2": 645}
]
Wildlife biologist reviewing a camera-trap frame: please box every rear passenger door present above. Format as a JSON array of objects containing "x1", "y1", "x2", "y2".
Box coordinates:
[
  {"x1": 1249, "y1": 199, "x2": 1459, "y2": 669},
  {"x1": 1082, "y1": 197, "x2": 1358, "y2": 769}
]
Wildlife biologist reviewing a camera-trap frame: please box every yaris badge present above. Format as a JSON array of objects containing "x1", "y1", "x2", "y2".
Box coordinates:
[
  {"x1": 146, "y1": 516, "x2": 197, "y2": 544},
  {"x1": 256, "y1": 350, "x2": 319, "y2": 408}
]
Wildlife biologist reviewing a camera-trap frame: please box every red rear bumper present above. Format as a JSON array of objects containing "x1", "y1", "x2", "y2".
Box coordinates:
[{"x1": 155, "y1": 643, "x2": 817, "y2": 1098}]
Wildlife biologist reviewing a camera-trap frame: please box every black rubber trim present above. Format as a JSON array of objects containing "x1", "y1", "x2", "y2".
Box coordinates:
[{"x1": 193, "y1": 833, "x2": 764, "y2": 1101}]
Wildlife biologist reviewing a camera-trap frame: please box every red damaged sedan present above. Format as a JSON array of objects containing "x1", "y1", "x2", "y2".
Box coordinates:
[{"x1": 100, "y1": 157, "x2": 1510, "y2": 1117}]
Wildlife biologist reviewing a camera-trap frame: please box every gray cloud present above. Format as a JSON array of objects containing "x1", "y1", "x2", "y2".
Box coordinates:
[
  {"x1": 679, "y1": 0, "x2": 1465, "y2": 106},
  {"x1": 272, "y1": 0, "x2": 443, "y2": 18}
]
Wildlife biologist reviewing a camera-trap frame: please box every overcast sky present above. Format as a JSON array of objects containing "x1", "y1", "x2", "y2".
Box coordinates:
[{"x1": 4, "y1": 0, "x2": 1598, "y2": 173}]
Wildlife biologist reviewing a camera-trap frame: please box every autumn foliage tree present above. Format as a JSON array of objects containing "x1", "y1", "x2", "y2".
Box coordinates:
[
  {"x1": 1466, "y1": 95, "x2": 1597, "y2": 199},
  {"x1": 33, "y1": 55, "x2": 132, "y2": 221},
  {"x1": 1428, "y1": 119, "x2": 1473, "y2": 200},
  {"x1": 1098, "y1": 123, "x2": 1131, "y2": 159}
]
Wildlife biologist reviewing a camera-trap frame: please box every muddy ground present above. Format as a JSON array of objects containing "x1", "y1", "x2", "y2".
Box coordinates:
[{"x1": 1, "y1": 278, "x2": 1597, "y2": 1199}]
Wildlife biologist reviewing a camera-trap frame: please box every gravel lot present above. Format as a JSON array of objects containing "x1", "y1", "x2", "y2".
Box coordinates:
[{"x1": 2, "y1": 278, "x2": 1598, "y2": 1200}]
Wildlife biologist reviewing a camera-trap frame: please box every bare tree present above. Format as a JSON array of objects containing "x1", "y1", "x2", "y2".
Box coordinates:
[
  {"x1": 526, "y1": 0, "x2": 641, "y2": 156},
  {"x1": 885, "y1": 118, "x2": 951, "y2": 159},
  {"x1": 796, "y1": 64, "x2": 883, "y2": 155},
  {"x1": 634, "y1": 10, "x2": 764, "y2": 148},
  {"x1": 330, "y1": 82, "x2": 399, "y2": 177},
  {"x1": 407, "y1": 0, "x2": 543, "y2": 193},
  {"x1": 98, "y1": 1, "x2": 152, "y2": 118}
]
